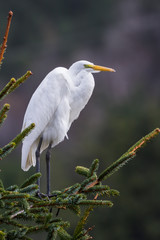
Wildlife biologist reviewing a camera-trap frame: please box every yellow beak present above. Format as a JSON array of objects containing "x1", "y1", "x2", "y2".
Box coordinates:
[{"x1": 85, "y1": 64, "x2": 116, "y2": 72}]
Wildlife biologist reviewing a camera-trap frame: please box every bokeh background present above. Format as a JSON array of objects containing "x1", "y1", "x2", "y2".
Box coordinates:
[{"x1": 1, "y1": 0, "x2": 160, "y2": 239}]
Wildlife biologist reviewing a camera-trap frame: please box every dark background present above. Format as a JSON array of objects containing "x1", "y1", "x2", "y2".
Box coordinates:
[{"x1": 0, "y1": 1, "x2": 160, "y2": 239}]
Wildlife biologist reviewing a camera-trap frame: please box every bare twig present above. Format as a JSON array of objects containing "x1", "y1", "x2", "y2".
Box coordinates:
[{"x1": 0, "y1": 11, "x2": 13, "y2": 65}]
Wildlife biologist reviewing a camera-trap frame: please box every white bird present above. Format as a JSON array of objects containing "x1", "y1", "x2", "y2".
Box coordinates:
[{"x1": 21, "y1": 60, "x2": 115, "y2": 195}]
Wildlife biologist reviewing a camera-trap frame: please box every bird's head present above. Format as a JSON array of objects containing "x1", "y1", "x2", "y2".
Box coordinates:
[{"x1": 69, "y1": 60, "x2": 115, "y2": 75}]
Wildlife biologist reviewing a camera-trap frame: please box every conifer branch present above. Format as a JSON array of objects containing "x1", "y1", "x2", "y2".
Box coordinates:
[
  {"x1": 0, "y1": 78, "x2": 16, "y2": 100},
  {"x1": 0, "y1": 142, "x2": 16, "y2": 159},
  {"x1": 75, "y1": 166, "x2": 90, "y2": 177},
  {"x1": 98, "y1": 152, "x2": 135, "y2": 182},
  {"x1": 78, "y1": 199, "x2": 113, "y2": 206},
  {"x1": 0, "y1": 71, "x2": 32, "y2": 101},
  {"x1": 0, "y1": 157, "x2": 118, "y2": 239},
  {"x1": 0, "y1": 125, "x2": 159, "y2": 240},
  {"x1": 11, "y1": 123, "x2": 35, "y2": 146},
  {"x1": 0, "y1": 11, "x2": 13, "y2": 66},
  {"x1": 8, "y1": 71, "x2": 33, "y2": 94},
  {"x1": 0, "y1": 123, "x2": 35, "y2": 162},
  {"x1": 0, "y1": 103, "x2": 10, "y2": 126},
  {"x1": 20, "y1": 173, "x2": 42, "y2": 188},
  {"x1": 73, "y1": 206, "x2": 93, "y2": 239},
  {"x1": 127, "y1": 127, "x2": 160, "y2": 154},
  {"x1": 98, "y1": 128, "x2": 160, "y2": 182},
  {"x1": 57, "y1": 227, "x2": 72, "y2": 240}
]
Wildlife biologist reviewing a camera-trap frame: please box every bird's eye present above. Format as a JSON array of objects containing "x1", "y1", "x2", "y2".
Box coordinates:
[{"x1": 84, "y1": 64, "x2": 92, "y2": 69}]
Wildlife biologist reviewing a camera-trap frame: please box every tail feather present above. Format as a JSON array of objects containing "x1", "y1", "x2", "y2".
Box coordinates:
[
  {"x1": 21, "y1": 138, "x2": 48, "y2": 171},
  {"x1": 21, "y1": 141, "x2": 37, "y2": 171}
]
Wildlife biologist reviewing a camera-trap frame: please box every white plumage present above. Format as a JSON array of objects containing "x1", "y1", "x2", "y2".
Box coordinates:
[{"x1": 21, "y1": 60, "x2": 115, "y2": 171}]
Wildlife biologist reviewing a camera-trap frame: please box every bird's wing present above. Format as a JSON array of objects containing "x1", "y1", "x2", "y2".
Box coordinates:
[{"x1": 21, "y1": 67, "x2": 71, "y2": 171}]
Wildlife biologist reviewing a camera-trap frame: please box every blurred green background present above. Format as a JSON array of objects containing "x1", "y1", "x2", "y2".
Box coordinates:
[{"x1": 1, "y1": 0, "x2": 160, "y2": 239}]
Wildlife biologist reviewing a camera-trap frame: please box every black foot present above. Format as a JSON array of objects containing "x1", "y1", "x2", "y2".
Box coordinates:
[
  {"x1": 36, "y1": 191, "x2": 49, "y2": 200},
  {"x1": 36, "y1": 191, "x2": 57, "y2": 200},
  {"x1": 36, "y1": 191, "x2": 58, "y2": 214},
  {"x1": 48, "y1": 193, "x2": 58, "y2": 198}
]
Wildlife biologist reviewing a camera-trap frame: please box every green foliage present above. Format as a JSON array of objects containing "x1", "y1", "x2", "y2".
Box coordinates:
[
  {"x1": 98, "y1": 128, "x2": 160, "y2": 182},
  {"x1": 0, "y1": 128, "x2": 159, "y2": 239},
  {"x1": 11, "y1": 123, "x2": 35, "y2": 146},
  {"x1": 0, "y1": 122, "x2": 34, "y2": 161},
  {"x1": 0, "y1": 160, "x2": 114, "y2": 239},
  {"x1": 0, "y1": 79, "x2": 16, "y2": 100},
  {"x1": 7, "y1": 71, "x2": 33, "y2": 95},
  {"x1": 0, "y1": 104, "x2": 10, "y2": 127},
  {"x1": 0, "y1": 71, "x2": 32, "y2": 101}
]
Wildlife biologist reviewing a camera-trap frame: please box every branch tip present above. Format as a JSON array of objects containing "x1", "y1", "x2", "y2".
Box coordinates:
[
  {"x1": 4, "y1": 103, "x2": 10, "y2": 110},
  {"x1": 155, "y1": 128, "x2": 160, "y2": 133},
  {"x1": 11, "y1": 78, "x2": 16, "y2": 83},
  {"x1": 9, "y1": 11, "x2": 13, "y2": 17},
  {"x1": 31, "y1": 123, "x2": 35, "y2": 128},
  {"x1": 27, "y1": 70, "x2": 33, "y2": 75}
]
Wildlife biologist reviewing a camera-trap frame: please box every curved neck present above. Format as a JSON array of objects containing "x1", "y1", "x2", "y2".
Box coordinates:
[
  {"x1": 69, "y1": 71, "x2": 95, "y2": 124},
  {"x1": 75, "y1": 71, "x2": 95, "y2": 95},
  {"x1": 69, "y1": 63, "x2": 85, "y2": 77}
]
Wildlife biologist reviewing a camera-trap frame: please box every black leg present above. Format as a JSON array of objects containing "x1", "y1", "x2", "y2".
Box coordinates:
[
  {"x1": 46, "y1": 142, "x2": 52, "y2": 196},
  {"x1": 35, "y1": 137, "x2": 43, "y2": 191}
]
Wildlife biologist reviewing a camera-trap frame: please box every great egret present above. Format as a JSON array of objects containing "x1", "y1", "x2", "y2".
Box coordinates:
[{"x1": 21, "y1": 60, "x2": 115, "y2": 196}]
